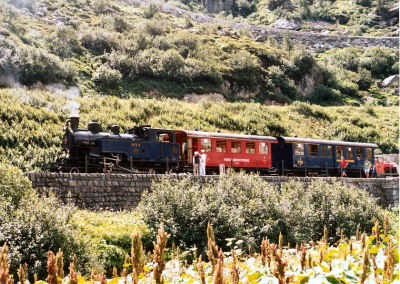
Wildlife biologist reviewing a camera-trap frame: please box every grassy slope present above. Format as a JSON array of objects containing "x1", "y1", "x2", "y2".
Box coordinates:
[
  {"x1": 0, "y1": 0, "x2": 398, "y2": 105},
  {"x1": 0, "y1": 88, "x2": 397, "y2": 171}
]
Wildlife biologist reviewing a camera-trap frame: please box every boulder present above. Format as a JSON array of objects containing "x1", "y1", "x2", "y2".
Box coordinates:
[
  {"x1": 381, "y1": 75, "x2": 399, "y2": 88},
  {"x1": 183, "y1": 93, "x2": 226, "y2": 104},
  {"x1": 273, "y1": 18, "x2": 301, "y2": 30}
]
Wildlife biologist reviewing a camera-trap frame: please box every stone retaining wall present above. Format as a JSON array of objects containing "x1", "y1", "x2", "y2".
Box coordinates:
[{"x1": 27, "y1": 173, "x2": 399, "y2": 210}]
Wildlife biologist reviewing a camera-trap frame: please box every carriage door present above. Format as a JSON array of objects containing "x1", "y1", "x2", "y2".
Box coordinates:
[{"x1": 187, "y1": 138, "x2": 193, "y2": 165}]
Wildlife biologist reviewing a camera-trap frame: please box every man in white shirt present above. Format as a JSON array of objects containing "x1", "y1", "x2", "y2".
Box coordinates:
[{"x1": 200, "y1": 149, "x2": 207, "y2": 176}]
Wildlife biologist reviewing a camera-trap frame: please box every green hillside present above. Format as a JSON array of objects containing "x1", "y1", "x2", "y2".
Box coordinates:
[
  {"x1": 0, "y1": 88, "x2": 397, "y2": 171},
  {"x1": 0, "y1": 0, "x2": 398, "y2": 105}
]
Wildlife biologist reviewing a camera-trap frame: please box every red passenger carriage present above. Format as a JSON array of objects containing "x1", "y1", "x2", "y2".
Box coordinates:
[{"x1": 175, "y1": 130, "x2": 277, "y2": 174}]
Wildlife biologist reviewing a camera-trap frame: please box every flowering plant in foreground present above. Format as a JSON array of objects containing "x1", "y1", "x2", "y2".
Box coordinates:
[{"x1": 0, "y1": 221, "x2": 398, "y2": 284}]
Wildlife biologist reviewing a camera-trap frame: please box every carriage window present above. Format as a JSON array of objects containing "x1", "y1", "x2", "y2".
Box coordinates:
[
  {"x1": 216, "y1": 140, "x2": 227, "y2": 153},
  {"x1": 259, "y1": 142, "x2": 268, "y2": 154},
  {"x1": 308, "y1": 144, "x2": 319, "y2": 156},
  {"x1": 366, "y1": 148, "x2": 373, "y2": 159},
  {"x1": 200, "y1": 138, "x2": 212, "y2": 152},
  {"x1": 356, "y1": 147, "x2": 363, "y2": 158},
  {"x1": 321, "y1": 145, "x2": 332, "y2": 157},
  {"x1": 336, "y1": 146, "x2": 343, "y2": 158},
  {"x1": 295, "y1": 143, "x2": 304, "y2": 156},
  {"x1": 231, "y1": 141, "x2": 241, "y2": 153},
  {"x1": 346, "y1": 147, "x2": 354, "y2": 158},
  {"x1": 246, "y1": 142, "x2": 255, "y2": 154}
]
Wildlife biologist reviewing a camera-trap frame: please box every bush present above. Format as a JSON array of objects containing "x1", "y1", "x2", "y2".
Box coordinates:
[
  {"x1": 0, "y1": 161, "x2": 94, "y2": 279},
  {"x1": 355, "y1": 0, "x2": 371, "y2": 7},
  {"x1": 289, "y1": 51, "x2": 315, "y2": 81},
  {"x1": 355, "y1": 67, "x2": 372, "y2": 91},
  {"x1": 92, "y1": 0, "x2": 108, "y2": 14},
  {"x1": 309, "y1": 84, "x2": 340, "y2": 104},
  {"x1": 0, "y1": 40, "x2": 76, "y2": 85},
  {"x1": 138, "y1": 171, "x2": 385, "y2": 254},
  {"x1": 144, "y1": 21, "x2": 165, "y2": 37},
  {"x1": 159, "y1": 50, "x2": 184, "y2": 78},
  {"x1": 92, "y1": 64, "x2": 122, "y2": 89},
  {"x1": 47, "y1": 26, "x2": 82, "y2": 58},
  {"x1": 227, "y1": 50, "x2": 261, "y2": 85},
  {"x1": 80, "y1": 28, "x2": 121, "y2": 54},
  {"x1": 143, "y1": 3, "x2": 159, "y2": 19},
  {"x1": 105, "y1": 50, "x2": 134, "y2": 76}
]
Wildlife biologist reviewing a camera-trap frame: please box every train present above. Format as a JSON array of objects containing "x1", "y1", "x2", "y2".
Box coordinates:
[{"x1": 52, "y1": 116, "x2": 382, "y2": 177}]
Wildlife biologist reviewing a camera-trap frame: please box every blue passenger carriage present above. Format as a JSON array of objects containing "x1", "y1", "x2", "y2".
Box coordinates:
[{"x1": 271, "y1": 137, "x2": 379, "y2": 176}]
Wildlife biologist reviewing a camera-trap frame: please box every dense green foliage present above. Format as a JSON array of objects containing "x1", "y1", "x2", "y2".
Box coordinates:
[
  {"x1": 138, "y1": 171, "x2": 389, "y2": 254},
  {"x1": 0, "y1": 0, "x2": 397, "y2": 105},
  {"x1": 0, "y1": 161, "x2": 153, "y2": 278},
  {"x1": 71, "y1": 210, "x2": 151, "y2": 275},
  {"x1": 0, "y1": 161, "x2": 93, "y2": 279},
  {"x1": 0, "y1": 88, "x2": 397, "y2": 171}
]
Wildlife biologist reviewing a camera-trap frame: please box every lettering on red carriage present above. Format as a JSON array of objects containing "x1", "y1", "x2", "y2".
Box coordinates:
[{"x1": 223, "y1": 158, "x2": 250, "y2": 163}]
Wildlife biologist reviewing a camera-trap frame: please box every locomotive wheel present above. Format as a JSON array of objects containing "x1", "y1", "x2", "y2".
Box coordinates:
[{"x1": 70, "y1": 167, "x2": 79, "y2": 173}]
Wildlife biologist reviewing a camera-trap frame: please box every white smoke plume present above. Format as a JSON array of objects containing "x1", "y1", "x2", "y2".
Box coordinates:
[
  {"x1": 0, "y1": 75, "x2": 22, "y2": 89},
  {"x1": 45, "y1": 84, "x2": 81, "y2": 116}
]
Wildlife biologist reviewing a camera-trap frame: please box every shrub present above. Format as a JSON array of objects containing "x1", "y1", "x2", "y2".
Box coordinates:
[
  {"x1": 92, "y1": 64, "x2": 122, "y2": 89},
  {"x1": 113, "y1": 15, "x2": 130, "y2": 33},
  {"x1": 289, "y1": 51, "x2": 315, "y2": 81},
  {"x1": 80, "y1": 28, "x2": 121, "y2": 54},
  {"x1": 355, "y1": 67, "x2": 372, "y2": 91},
  {"x1": 172, "y1": 32, "x2": 198, "y2": 58},
  {"x1": 309, "y1": 84, "x2": 340, "y2": 104},
  {"x1": 92, "y1": 0, "x2": 108, "y2": 14},
  {"x1": 144, "y1": 21, "x2": 165, "y2": 37},
  {"x1": 182, "y1": 58, "x2": 222, "y2": 84},
  {"x1": 47, "y1": 26, "x2": 82, "y2": 58},
  {"x1": 105, "y1": 50, "x2": 134, "y2": 76},
  {"x1": 0, "y1": 161, "x2": 94, "y2": 279},
  {"x1": 143, "y1": 3, "x2": 159, "y2": 19},
  {"x1": 355, "y1": 0, "x2": 371, "y2": 7},
  {"x1": 159, "y1": 50, "x2": 184, "y2": 78},
  {"x1": 138, "y1": 171, "x2": 385, "y2": 254},
  {"x1": 266, "y1": 66, "x2": 297, "y2": 99},
  {"x1": 227, "y1": 50, "x2": 261, "y2": 85},
  {"x1": 0, "y1": 40, "x2": 76, "y2": 85},
  {"x1": 359, "y1": 47, "x2": 399, "y2": 79}
]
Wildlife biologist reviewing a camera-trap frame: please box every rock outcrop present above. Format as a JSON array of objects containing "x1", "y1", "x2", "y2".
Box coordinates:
[
  {"x1": 295, "y1": 65, "x2": 324, "y2": 97},
  {"x1": 183, "y1": 93, "x2": 226, "y2": 103},
  {"x1": 273, "y1": 18, "x2": 302, "y2": 30},
  {"x1": 381, "y1": 75, "x2": 399, "y2": 88}
]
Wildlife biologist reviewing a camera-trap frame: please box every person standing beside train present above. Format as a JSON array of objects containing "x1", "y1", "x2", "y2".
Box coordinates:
[
  {"x1": 200, "y1": 149, "x2": 207, "y2": 176},
  {"x1": 364, "y1": 158, "x2": 371, "y2": 178},
  {"x1": 193, "y1": 151, "x2": 200, "y2": 175},
  {"x1": 340, "y1": 156, "x2": 348, "y2": 177}
]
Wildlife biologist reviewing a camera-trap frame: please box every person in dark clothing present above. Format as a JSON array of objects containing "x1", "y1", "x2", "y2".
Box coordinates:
[{"x1": 193, "y1": 151, "x2": 200, "y2": 175}]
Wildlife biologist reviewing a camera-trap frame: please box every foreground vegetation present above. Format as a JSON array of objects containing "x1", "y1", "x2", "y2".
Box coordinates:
[
  {"x1": 1, "y1": 161, "x2": 398, "y2": 281},
  {"x1": 0, "y1": 222, "x2": 398, "y2": 283},
  {"x1": 0, "y1": 88, "x2": 397, "y2": 171}
]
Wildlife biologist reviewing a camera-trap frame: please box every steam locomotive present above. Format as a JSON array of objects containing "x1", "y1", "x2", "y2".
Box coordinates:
[
  {"x1": 53, "y1": 117, "x2": 179, "y2": 173},
  {"x1": 53, "y1": 116, "x2": 379, "y2": 177}
]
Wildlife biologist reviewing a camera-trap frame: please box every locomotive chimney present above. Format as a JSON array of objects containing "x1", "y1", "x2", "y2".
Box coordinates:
[
  {"x1": 70, "y1": 116, "x2": 79, "y2": 132},
  {"x1": 111, "y1": 125, "x2": 120, "y2": 135}
]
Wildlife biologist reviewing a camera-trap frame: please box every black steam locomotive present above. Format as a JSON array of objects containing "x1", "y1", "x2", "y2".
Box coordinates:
[{"x1": 52, "y1": 117, "x2": 180, "y2": 173}]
